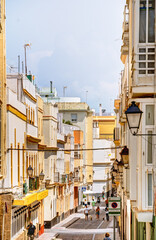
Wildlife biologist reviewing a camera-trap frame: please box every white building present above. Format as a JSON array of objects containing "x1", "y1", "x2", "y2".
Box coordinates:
[
  {"x1": 43, "y1": 102, "x2": 58, "y2": 228},
  {"x1": 93, "y1": 139, "x2": 114, "y2": 196},
  {"x1": 1, "y1": 74, "x2": 48, "y2": 240}
]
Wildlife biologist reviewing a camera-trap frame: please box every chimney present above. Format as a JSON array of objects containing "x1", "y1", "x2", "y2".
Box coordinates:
[
  {"x1": 50, "y1": 81, "x2": 53, "y2": 93},
  {"x1": 18, "y1": 55, "x2": 20, "y2": 74},
  {"x1": 99, "y1": 104, "x2": 102, "y2": 116}
]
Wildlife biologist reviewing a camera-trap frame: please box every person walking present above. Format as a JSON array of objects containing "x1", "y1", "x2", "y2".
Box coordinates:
[
  {"x1": 84, "y1": 205, "x2": 89, "y2": 221},
  {"x1": 96, "y1": 206, "x2": 100, "y2": 219},
  {"x1": 27, "y1": 221, "x2": 36, "y2": 240},
  {"x1": 104, "y1": 232, "x2": 111, "y2": 240},
  {"x1": 105, "y1": 207, "x2": 109, "y2": 221},
  {"x1": 105, "y1": 199, "x2": 108, "y2": 207}
]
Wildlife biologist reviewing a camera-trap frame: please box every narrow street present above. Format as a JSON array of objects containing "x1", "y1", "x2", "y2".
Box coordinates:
[{"x1": 38, "y1": 201, "x2": 121, "y2": 240}]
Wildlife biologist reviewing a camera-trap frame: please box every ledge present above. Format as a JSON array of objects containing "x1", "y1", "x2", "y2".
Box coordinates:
[{"x1": 27, "y1": 135, "x2": 41, "y2": 143}]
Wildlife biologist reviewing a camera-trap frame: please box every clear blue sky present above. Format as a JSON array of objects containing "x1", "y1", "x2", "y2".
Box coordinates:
[{"x1": 6, "y1": 0, "x2": 125, "y2": 112}]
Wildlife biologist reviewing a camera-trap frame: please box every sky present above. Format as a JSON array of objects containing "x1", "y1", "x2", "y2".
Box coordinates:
[{"x1": 6, "y1": 0, "x2": 125, "y2": 113}]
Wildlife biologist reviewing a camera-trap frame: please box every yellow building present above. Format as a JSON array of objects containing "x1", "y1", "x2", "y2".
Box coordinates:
[
  {"x1": 0, "y1": 0, "x2": 6, "y2": 179},
  {"x1": 93, "y1": 115, "x2": 116, "y2": 140}
]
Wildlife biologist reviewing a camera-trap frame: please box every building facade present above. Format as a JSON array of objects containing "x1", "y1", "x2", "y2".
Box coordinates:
[
  {"x1": 42, "y1": 102, "x2": 58, "y2": 228},
  {"x1": 0, "y1": 74, "x2": 48, "y2": 240},
  {"x1": 58, "y1": 102, "x2": 93, "y2": 190},
  {"x1": 92, "y1": 115, "x2": 115, "y2": 198},
  {"x1": 114, "y1": 0, "x2": 156, "y2": 239}
]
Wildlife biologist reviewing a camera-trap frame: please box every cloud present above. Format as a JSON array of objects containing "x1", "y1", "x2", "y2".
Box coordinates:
[{"x1": 28, "y1": 50, "x2": 53, "y2": 72}]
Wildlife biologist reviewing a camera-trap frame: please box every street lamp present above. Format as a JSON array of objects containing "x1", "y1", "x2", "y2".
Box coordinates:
[
  {"x1": 120, "y1": 146, "x2": 129, "y2": 168},
  {"x1": 125, "y1": 101, "x2": 143, "y2": 136},
  {"x1": 39, "y1": 170, "x2": 45, "y2": 181},
  {"x1": 27, "y1": 165, "x2": 33, "y2": 177},
  {"x1": 125, "y1": 101, "x2": 156, "y2": 136}
]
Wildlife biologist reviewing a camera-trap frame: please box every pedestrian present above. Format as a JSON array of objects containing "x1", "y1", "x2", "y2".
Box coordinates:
[
  {"x1": 105, "y1": 207, "x2": 109, "y2": 221},
  {"x1": 102, "y1": 191, "x2": 105, "y2": 199},
  {"x1": 92, "y1": 199, "x2": 95, "y2": 210},
  {"x1": 105, "y1": 199, "x2": 108, "y2": 207},
  {"x1": 104, "y1": 232, "x2": 111, "y2": 240},
  {"x1": 84, "y1": 205, "x2": 89, "y2": 221},
  {"x1": 27, "y1": 221, "x2": 36, "y2": 240},
  {"x1": 96, "y1": 206, "x2": 100, "y2": 219}
]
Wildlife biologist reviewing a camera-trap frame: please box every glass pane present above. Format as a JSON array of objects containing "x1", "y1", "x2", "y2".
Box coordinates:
[
  {"x1": 139, "y1": 55, "x2": 146, "y2": 60},
  {"x1": 148, "y1": 70, "x2": 154, "y2": 74},
  {"x1": 148, "y1": 54, "x2": 155, "y2": 60},
  {"x1": 139, "y1": 70, "x2": 146, "y2": 74},
  {"x1": 148, "y1": 0, "x2": 155, "y2": 42},
  {"x1": 71, "y1": 114, "x2": 77, "y2": 122},
  {"x1": 139, "y1": 62, "x2": 146, "y2": 68},
  {"x1": 127, "y1": 113, "x2": 141, "y2": 128},
  {"x1": 146, "y1": 105, "x2": 154, "y2": 125},
  {"x1": 148, "y1": 174, "x2": 152, "y2": 206},
  {"x1": 148, "y1": 62, "x2": 155, "y2": 68},
  {"x1": 139, "y1": 48, "x2": 146, "y2": 53},
  {"x1": 139, "y1": 0, "x2": 146, "y2": 43},
  {"x1": 148, "y1": 48, "x2": 155, "y2": 52},
  {"x1": 147, "y1": 131, "x2": 152, "y2": 163}
]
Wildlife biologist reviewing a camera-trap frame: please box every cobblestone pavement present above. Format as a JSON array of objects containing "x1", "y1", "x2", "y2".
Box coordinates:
[{"x1": 38, "y1": 201, "x2": 121, "y2": 240}]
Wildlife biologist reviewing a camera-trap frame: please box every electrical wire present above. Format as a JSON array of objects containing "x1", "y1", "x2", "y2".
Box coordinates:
[{"x1": 7, "y1": 146, "x2": 124, "y2": 152}]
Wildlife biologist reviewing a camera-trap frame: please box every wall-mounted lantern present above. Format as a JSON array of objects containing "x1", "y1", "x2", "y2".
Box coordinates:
[
  {"x1": 125, "y1": 101, "x2": 143, "y2": 136},
  {"x1": 39, "y1": 170, "x2": 45, "y2": 181},
  {"x1": 27, "y1": 165, "x2": 33, "y2": 177},
  {"x1": 120, "y1": 146, "x2": 129, "y2": 166}
]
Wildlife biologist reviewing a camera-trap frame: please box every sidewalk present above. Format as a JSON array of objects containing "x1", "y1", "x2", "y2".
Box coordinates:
[{"x1": 38, "y1": 203, "x2": 121, "y2": 240}]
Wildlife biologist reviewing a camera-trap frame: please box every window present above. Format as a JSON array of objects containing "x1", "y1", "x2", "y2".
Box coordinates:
[
  {"x1": 71, "y1": 114, "x2": 77, "y2": 122},
  {"x1": 146, "y1": 105, "x2": 154, "y2": 125},
  {"x1": 139, "y1": 0, "x2": 146, "y2": 43},
  {"x1": 147, "y1": 131, "x2": 152, "y2": 164},
  {"x1": 148, "y1": 173, "x2": 152, "y2": 206},
  {"x1": 93, "y1": 122, "x2": 98, "y2": 128},
  {"x1": 139, "y1": 0, "x2": 155, "y2": 43},
  {"x1": 139, "y1": 47, "x2": 155, "y2": 74}
]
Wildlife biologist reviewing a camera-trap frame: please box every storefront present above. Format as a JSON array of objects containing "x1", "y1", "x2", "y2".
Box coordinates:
[{"x1": 12, "y1": 190, "x2": 48, "y2": 239}]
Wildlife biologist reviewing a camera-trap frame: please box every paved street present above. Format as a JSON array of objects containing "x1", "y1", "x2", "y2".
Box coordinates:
[{"x1": 38, "y1": 201, "x2": 121, "y2": 240}]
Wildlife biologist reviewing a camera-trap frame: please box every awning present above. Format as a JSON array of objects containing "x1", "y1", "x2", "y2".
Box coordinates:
[
  {"x1": 13, "y1": 190, "x2": 48, "y2": 206},
  {"x1": 83, "y1": 190, "x2": 94, "y2": 195}
]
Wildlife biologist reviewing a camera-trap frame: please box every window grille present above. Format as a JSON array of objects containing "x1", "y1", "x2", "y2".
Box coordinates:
[{"x1": 138, "y1": 47, "x2": 155, "y2": 75}]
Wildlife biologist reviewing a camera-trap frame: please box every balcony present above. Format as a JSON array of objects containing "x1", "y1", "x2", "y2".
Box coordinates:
[
  {"x1": 121, "y1": 45, "x2": 129, "y2": 64},
  {"x1": 121, "y1": 5, "x2": 129, "y2": 64}
]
